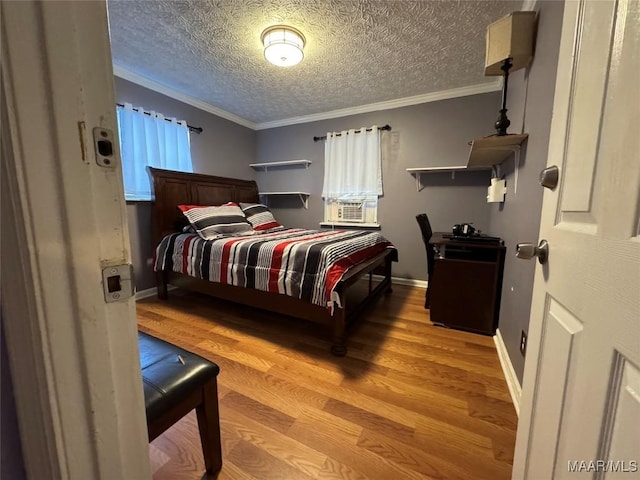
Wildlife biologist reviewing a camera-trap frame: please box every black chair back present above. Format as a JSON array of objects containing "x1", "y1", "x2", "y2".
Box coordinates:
[
  {"x1": 416, "y1": 213, "x2": 433, "y2": 247},
  {"x1": 416, "y1": 213, "x2": 435, "y2": 308}
]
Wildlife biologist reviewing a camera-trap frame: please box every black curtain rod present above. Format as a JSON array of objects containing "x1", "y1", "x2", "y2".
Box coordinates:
[
  {"x1": 313, "y1": 124, "x2": 391, "y2": 142},
  {"x1": 116, "y1": 103, "x2": 203, "y2": 134}
]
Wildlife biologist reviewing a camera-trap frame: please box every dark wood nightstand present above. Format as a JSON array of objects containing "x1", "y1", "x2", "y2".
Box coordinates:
[{"x1": 428, "y1": 232, "x2": 506, "y2": 335}]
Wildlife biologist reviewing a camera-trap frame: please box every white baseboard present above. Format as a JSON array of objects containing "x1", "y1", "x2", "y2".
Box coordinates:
[
  {"x1": 366, "y1": 274, "x2": 428, "y2": 289},
  {"x1": 494, "y1": 328, "x2": 522, "y2": 416},
  {"x1": 391, "y1": 276, "x2": 428, "y2": 288},
  {"x1": 135, "y1": 285, "x2": 177, "y2": 300},
  {"x1": 135, "y1": 286, "x2": 159, "y2": 300}
]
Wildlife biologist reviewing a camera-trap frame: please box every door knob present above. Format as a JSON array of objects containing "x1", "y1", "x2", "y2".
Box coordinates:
[
  {"x1": 516, "y1": 240, "x2": 549, "y2": 264},
  {"x1": 539, "y1": 166, "x2": 559, "y2": 189}
]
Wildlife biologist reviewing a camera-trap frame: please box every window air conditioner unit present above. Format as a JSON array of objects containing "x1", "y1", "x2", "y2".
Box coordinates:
[{"x1": 337, "y1": 202, "x2": 364, "y2": 222}]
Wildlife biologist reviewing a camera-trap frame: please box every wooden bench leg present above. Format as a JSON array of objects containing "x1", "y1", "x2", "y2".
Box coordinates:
[{"x1": 196, "y1": 380, "x2": 223, "y2": 476}]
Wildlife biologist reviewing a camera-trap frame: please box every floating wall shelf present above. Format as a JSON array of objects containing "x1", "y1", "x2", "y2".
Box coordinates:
[
  {"x1": 467, "y1": 134, "x2": 529, "y2": 167},
  {"x1": 259, "y1": 191, "x2": 310, "y2": 209},
  {"x1": 250, "y1": 160, "x2": 312, "y2": 170},
  {"x1": 406, "y1": 166, "x2": 492, "y2": 191}
]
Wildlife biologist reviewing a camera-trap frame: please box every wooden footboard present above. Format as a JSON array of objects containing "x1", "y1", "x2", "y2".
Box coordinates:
[
  {"x1": 156, "y1": 249, "x2": 395, "y2": 355},
  {"x1": 329, "y1": 248, "x2": 395, "y2": 355}
]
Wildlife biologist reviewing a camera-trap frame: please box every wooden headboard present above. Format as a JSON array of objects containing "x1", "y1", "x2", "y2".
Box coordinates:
[{"x1": 148, "y1": 167, "x2": 259, "y2": 244}]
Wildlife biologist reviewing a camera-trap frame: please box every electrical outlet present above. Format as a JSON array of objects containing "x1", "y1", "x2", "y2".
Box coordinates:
[{"x1": 520, "y1": 330, "x2": 528, "y2": 356}]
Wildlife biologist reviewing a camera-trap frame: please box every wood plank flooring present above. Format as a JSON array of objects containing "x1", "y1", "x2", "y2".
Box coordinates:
[{"x1": 137, "y1": 285, "x2": 517, "y2": 480}]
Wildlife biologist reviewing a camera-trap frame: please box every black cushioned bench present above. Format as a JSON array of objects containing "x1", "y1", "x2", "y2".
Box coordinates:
[{"x1": 138, "y1": 331, "x2": 222, "y2": 476}]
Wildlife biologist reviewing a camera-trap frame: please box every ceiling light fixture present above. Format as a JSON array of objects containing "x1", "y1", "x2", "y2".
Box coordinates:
[{"x1": 261, "y1": 25, "x2": 305, "y2": 67}]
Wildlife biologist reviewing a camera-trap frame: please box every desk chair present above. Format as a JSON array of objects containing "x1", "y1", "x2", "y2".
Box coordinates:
[{"x1": 416, "y1": 213, "x2": 435, "y2": 308}]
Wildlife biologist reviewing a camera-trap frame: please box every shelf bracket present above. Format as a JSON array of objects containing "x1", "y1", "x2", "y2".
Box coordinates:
[
  {"x1": 412, "y1": 171, "x2": 458, "y2": 191},
  {"x1": 259, "y1": 193, "x2": 309, "y2": 209},
  {"x1": 487, "y1": 145, "x2": 521, "y2": 198}
]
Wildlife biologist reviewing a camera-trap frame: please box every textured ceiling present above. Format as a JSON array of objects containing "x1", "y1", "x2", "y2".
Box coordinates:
[{"x1": 107, "y1": 0, "x2": 521, "y2": 127}]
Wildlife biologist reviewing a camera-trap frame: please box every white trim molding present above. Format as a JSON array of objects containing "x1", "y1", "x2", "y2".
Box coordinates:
[
  {"x1": 363, "y1": 274, "x2": 428, "y2": 289},
  {"x1": 494, "y1": 328, "x2": 522, "y2": 416},
  {"x1": 3, "y1": 2, "x2": 151, "y2": 478},
  {"x1": 256, "y1": 80, "x2": 502, "y2": 130},
  {"x1": 135, "y1": 286, "x2": 159, "y2": 300},
  {"x1": 135, "y1": 285, "x2": 177, "y2": 301},
  {"x1": 2, "y1": 54, "x2": 63, "y2": 480},
  {"x1": 390, "y1": 277, "x2": 428, "y2": 289},
  {"x1": 113, "y1": 64, "x2": 502, "y2": 132},
  {"x1": 113, "y1": 65, "x2": 257, "y2": 130}
]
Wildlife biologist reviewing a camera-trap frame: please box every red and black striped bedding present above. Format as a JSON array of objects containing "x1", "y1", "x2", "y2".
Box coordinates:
[{"x1": 154, "y1": 228, "x2": 396, "y2": 309}]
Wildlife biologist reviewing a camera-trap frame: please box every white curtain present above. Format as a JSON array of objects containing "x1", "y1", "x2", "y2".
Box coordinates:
[
  {"x1": 321, "y1": 126, "x2": 382, "y2": 200},
  {"x1": 117, "y1": 103, "x2": 193, "y2": 200}
]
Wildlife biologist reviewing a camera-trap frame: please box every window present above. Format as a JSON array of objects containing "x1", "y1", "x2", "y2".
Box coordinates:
[
  {"x1": 116, "y1": 103, "x2": 193, "y2": 200},
  {"x1": 321, "y1": 126, "x2": 382, "y2": 226}
]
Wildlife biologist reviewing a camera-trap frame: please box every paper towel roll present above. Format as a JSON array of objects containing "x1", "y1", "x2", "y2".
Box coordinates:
[{"x1": 487, "y1": 178, "x2": 507, "y2": 203}]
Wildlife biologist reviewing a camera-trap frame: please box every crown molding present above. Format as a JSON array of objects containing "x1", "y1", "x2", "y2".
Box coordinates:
[
  {"x1": 113, "y1": 65, "x2": 257, "y2": 130},
  {"x1": 254, "y1": 80, "x2": 502, "y2": 130},
  {"x1": 113, "y1": 64, "x2": 501, "y2": 132}
]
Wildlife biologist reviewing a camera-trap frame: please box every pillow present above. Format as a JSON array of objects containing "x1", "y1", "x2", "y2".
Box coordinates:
[
  {"x1": 239, "y1": 203, "x2": 283, "y2": 231},
  {"x1": 178, "y1": 202, "x2": 254, "y2": 239}
]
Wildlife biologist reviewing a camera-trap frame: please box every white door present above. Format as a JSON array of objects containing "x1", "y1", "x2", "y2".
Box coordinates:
[
  {"x1": 512, "y1": 0, "x2": 640, "y2": 479},
  {"x1": 1, "y1": 2, "x2": 151, "y2": 479}
]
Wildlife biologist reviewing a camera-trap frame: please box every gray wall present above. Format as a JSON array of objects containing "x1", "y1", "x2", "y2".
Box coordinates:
[
  {"x1": 117, "y1": 73, "x2": 502, "y2": 285},
  {"x1": 115, "y1": 77, "x2": 256, "y2": 290},
  {"x1": 256, "y1": 93, "x2": 501, "y2": 280},
  {"x1": 487, "y1": 0, "x2": 564, "y2": 383}
]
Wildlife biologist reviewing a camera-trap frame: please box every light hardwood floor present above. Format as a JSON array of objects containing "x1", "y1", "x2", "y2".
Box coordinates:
[{"x1": 137, "y1": 284, "x2": 517, "y2": 480}]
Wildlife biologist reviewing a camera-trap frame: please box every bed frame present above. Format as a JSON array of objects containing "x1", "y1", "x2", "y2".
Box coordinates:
[{"x1": 149, "y1": 167, "x2": 396, "y2": 356}]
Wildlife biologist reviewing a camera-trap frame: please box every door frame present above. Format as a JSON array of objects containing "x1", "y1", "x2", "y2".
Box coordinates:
[
  {"x1": 1, "y1": 2, "x2": 150, "y2": 478},
  {"x1": 513, "y1": 0, "x2": 640, "y2": 476},
  {"x1": 511, "y1": 1, "x2": 579, "y2": 476}
]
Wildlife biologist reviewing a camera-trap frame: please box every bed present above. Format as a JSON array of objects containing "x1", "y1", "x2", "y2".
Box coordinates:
[{"x1": 149, "y1": 167, "x2": 398, "y2": 355}]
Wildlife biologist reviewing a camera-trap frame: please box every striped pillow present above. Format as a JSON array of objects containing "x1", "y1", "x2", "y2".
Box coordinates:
[
  {"x1": 239, "y1": 203, "x2": 283, "y2": 231},
  {"x1": 178, "y1": 203, "x2": 254, "y2": 239}
]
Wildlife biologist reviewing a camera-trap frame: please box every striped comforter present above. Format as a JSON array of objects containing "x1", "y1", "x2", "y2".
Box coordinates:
[{"x1": 154, "y1": 228, "x2": 396, "y2": 309}]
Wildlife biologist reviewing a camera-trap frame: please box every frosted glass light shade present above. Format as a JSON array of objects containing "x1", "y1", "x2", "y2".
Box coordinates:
[{"x1": 262, "y1": 25, "x2": 305, "y2": 67}]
